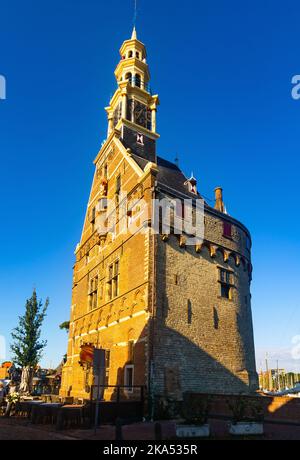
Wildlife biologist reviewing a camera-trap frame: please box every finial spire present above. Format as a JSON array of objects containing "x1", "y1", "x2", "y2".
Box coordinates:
[{"x1": 131, "y1": 26, "x2": 137, "y2": 40}]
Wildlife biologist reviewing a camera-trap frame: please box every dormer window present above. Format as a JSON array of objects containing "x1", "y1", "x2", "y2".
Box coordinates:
[
  {"x1": 184, "y1": 175, "x2": 197, "y2": 195},
  {"x1": 136, "y1": 133, "x2": 144, "y2": 145}
]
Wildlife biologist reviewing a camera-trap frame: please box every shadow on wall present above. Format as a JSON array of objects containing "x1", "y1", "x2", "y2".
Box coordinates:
[
  {"x1": 149, "y1": 319, "x2": 253, "y2": 399},
  {"x1": 149, "y1": 234, "x2": 258, "y2": 401}
]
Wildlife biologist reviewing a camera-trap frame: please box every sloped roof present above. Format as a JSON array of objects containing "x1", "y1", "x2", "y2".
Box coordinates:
[{"x1": 131, "y1": 153, "x2": 201, "y2": 199}]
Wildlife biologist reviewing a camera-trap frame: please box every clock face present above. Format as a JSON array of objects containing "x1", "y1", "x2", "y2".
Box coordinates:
[
  {"x1": 133, "y1": 101, "x2": 147, "y2": 126},
  {"x1": 127, "y1": 99, "x2": 152, "y2": 130}
]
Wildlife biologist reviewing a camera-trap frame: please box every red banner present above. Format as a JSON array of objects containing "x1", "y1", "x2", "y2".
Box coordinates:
[{"x1": 79, "y1": 344, "x2": 94, "y2": 366}]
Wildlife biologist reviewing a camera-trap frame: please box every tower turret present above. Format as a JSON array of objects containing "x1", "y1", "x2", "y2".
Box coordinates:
[{"x1": 105, "y1": 28, "x2": 160, "y2": 162}]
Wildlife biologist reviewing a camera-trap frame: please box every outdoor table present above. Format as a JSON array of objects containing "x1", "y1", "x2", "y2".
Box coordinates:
[
  {"x1": 31, "y1": 403, "x2": 63, "y2": 425},
  {"x1": 56, "y1": 404, "x2": 84, "y2": 430},
  {"x1": 15, "y1": 400, "x2": 43, "y2": 418}
]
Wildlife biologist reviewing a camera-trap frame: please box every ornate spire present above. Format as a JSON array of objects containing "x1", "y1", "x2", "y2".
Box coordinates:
[
  {"x1": 105, "y1": 30, "x2": 160, "y2": 140},
  {"x1": 131, "y1": 26, "x2": 137, "y2": 40}
]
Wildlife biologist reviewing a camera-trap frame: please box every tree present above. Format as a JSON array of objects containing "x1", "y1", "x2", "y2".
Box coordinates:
[
  {"x1": 59, "y1": 321, "x2": 70, "y2": 364},
  {"x1": 11, "y1": 290, "x2": 49, "y2": 394},
  {"x1": 59, "y1": 321, "x2": 70, "y2": 333}
]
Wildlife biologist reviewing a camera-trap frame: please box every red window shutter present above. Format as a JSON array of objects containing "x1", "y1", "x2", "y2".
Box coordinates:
[{"x1": 223, "y1": 222, "x2": 232, "y2": 238}]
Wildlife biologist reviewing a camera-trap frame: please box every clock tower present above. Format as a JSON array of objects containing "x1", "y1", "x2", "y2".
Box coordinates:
[
  {"x1": 60, "y1": 25, "x2": 258, "y2": 406},
  {"x1": 105, "y1": 27, "x2": 160, "y2": 162}
]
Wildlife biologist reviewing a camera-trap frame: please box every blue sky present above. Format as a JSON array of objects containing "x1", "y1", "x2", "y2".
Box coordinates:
[{"x1": 0, "y1": 0, "x2": 300, "y2": 372}]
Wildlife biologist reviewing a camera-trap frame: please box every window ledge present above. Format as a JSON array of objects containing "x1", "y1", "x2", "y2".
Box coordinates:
[{"x1": 217, "y1": 296, "x2": 233, "y2": 302}]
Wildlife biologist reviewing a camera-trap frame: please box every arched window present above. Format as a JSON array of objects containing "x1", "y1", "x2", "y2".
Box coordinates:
[
  {"x1": 128, "y1": 51, "x2": 133, "y2": 58},
  {"x1": 125, "y1": 72, "x2": 132, "y2": 85},
  {"x1": 136, "y1": 52, "x2": 140, "y2": 59},
  {"x1": 135, "y1": 74, "x2": 141, "y2": 88}
]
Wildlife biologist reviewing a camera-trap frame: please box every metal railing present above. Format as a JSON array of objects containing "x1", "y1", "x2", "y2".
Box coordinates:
[
  {"x1": 90, "y1": 384, "x2": 145, "y2": 403},
  {"x1": 126, "y1": 77, "x2": 151, "y2": 94}
]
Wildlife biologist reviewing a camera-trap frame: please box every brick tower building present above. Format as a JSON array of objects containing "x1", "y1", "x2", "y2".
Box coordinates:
[{"x1": 60, "y1": 29, "x2": 258, "y2": 403}]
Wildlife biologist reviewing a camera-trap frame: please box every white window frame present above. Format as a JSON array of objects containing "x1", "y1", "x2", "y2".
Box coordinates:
[{"x1": 124, "y1": 364, "x2": 134, "y2": 393}]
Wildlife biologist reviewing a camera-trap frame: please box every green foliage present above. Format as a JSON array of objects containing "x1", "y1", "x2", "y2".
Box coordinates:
[
  {"x1": 227, "y1": 395, "x2": 248, "y2": 424},
  {"x1": 248, "y1": 400, "x2": 264, "y2": 422},
  {"x1": 10, "y1": 290, "x2": 49, "y2": 368},
  {"x1": 182, "y1": 393, "x2": 211, "y2": 425},
  {"x1": 227, "y1": 395, "x2": 264, "y2": 424},
  {"x1": 154, "y1": 397, "x2": 171, "y2": 420},
  {"x1": 59, "y1": 321, "x2": 70, "y2": 332}
]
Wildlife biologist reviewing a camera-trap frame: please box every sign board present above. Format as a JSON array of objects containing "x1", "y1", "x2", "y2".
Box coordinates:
[
  {"x1": 92, "y1": 348, "x2": 106, "y2": 401},
  {"x1": 93, "y1": 348, "x2": 106, "y2": 433},
  {"x1": 93, "y1": 349, "x2": 106, "y2": 375},
  {"x1": 79, "y1": 343, "x2": 94, "y2": 366}
]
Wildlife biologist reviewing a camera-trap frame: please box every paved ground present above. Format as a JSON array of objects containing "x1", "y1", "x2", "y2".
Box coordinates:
[
  {"x1": 0, "y1": 417, "x2": 176, "y2": 441},
  {"x1": 1, "y1": 416, "x2": 300, "y2": 440}
]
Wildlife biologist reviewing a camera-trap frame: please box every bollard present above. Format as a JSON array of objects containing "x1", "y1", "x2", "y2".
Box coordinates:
[
  {"x1": 154, "y1": 422, "x2": 162, "y2": 440},
  {"x1": 115, "y1": 417, "x2": 123, "y2": 440}
]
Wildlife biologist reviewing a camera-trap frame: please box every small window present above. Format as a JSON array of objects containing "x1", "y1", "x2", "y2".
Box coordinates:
[
  {"x1": 223, "y1": 222, "x2": 232, "y2": 239},
  {"x1": 124, "y1": 365, "x2": 134, "y2": 393},
  {"x1": 89, "y1": 207, "x2": 96, "y2": 224},
  {"x1": 128, "y1": 51, "x2": 133, "y2": 58},
  {"x1": 136, "y1": 52, "x2": 140, "y2": 59},
  {"x1": 98, "y1": 198, "x2": 108, "y2": 212},
  {"x1": 116, "y1": 175, "x2": 121, "y2": 196},
  {"x1": 219, "y1": 268, "x2": 233, "y2": 300},
  {"x1": 220, "y1": 269, "x2": 232, "y2": 285},
  {"x1": 107, "y1": 260, "x2": 120, "y2": 300},
  {"x1": 221, "y1": 284, "x2": 231, "y2": 300},
  {"x1": 88, "y1": 275, "x2": 98, "y2": 310},
  {"x1": 104, "y1": 164, "x2": 108, "y2": 179}
]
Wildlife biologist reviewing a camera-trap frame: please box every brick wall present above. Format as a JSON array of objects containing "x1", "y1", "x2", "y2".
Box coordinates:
[
  {"x1": 191, "y1": 393, "x2": 300, "y2": 424},
  {"x1": 152, "y1": 207, "x2": 258, "y2": 398}
]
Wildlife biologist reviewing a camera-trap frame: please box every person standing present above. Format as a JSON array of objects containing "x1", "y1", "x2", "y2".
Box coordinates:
[{"x1": 4, "y1": 381, "x2": 18, "y2": 417}]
